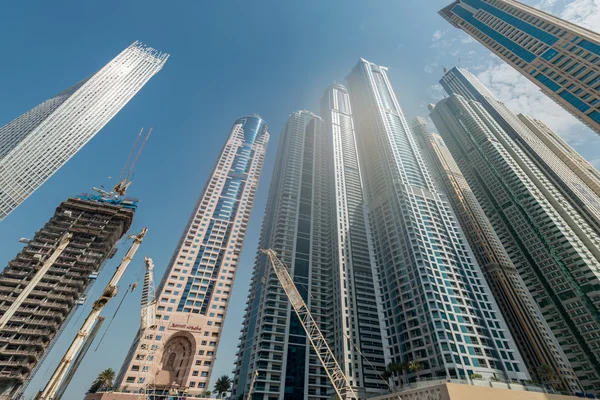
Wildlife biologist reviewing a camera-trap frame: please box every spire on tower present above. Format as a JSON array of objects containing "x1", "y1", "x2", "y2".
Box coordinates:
[{"x1": 140, "y1": 257, "x2": 157, "y2": 330}]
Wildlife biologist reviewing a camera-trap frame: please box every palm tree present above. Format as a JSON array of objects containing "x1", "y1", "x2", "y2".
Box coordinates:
[
  {"x1": 214, "y1": 375, "x2": 232, "y2": 398},
  {"x1": 407, "y1": 361, "x2": 423, "y2": 378},
  {"x1": 381, "y1": 369, "x2": 393, "y2": 382},
  {"x1": 537, "y1": 364, "x2": 558, "y2": 384},
  {"x1": 88, "y1": 368, "x2": 116, "y2": 393}
]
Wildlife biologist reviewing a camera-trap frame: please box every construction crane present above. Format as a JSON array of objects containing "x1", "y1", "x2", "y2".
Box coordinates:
[
  {"x1": 35, "y1": 228, "x2": 148, "y2": 400},
  {"x1": 140, "y1": 257, "x2": 157, "y2": 331},
  {"x1": 245, "y1": 371, "x2": 259, "y2": 400},
  {"x1": 54, "y1": 316, "x2": 105, "y2": 400},
  {"x1": 138, "y1": 257, "x2": 158, "y2": 400},
  {"x1": 0, "y1": 232, "x2": 72, "y2": 331},
  {"x1": 261, "y1": 249, "x2": 358, "y2": 400},
  {"x1": 93, "y1": 127, "x2": 152, "y2": 200}
]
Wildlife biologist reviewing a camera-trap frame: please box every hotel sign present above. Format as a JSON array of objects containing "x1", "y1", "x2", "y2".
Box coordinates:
[{"x1": 169, "y1": 322, "x2": 203, "y2": 332}]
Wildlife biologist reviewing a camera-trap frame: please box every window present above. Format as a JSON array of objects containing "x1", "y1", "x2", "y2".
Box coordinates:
[{"x1": 126, "y1": 377, "x2": 135, "y2": 383}]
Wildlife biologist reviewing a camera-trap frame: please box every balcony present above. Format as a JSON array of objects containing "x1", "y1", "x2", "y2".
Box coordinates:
[{"x1": 0, "y1": 348, "x2": 41, "y2": 358}]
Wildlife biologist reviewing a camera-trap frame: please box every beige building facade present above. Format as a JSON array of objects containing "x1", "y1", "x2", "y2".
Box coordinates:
[{"x1": 113, "y1": 116, "x2": 269, "y2": 398}]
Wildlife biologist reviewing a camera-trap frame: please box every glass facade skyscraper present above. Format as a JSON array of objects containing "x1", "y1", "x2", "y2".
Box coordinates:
[
  {"x1": 346, "y1": 58, "x2": 528, "y2": 383},
  {"x1": 439, "y1": 0, "x2": 600, "y2": 134},
  {"x1": 233, "y1": 111, "x2": 333, "y2": 400},
  {"x1": 517, "y1": 113, "x2": 600, "y2": 199},
  {"x1": 0, "y1": 41, "x2": 168, "y2": 221},
  {"x1": 320, "y1": 84, "x2": 387, "y2": 397},
  {"x1": 430, "y1": 93, "x2": 600, "y2": 393},
  {"x1": 440, "y1": 67, "x2": 600, "y2": 238},
  {"x1": 115, "y1": 116, "x2": 269, "y2": 397},
  {"x1": 412, "y1": 117, "x2": 580, "y2": 393},
  {"x1": 232, "y1": 99, "x2": 388, "y2": 400}
]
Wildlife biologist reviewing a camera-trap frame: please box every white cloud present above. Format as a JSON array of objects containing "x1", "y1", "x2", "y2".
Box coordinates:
[
  {"x1": 475, "y1": 62, "x2": 582, "y2": 138},
  {"x1": 450, "y1": 50, "x2": 460, "y2": 56},
  {"x1": 536, "y1": 0, "x2": 600, "y2": 31},
  {"x1": 457, "y1": 0, "x2": 600, "y2": 148},
  {"x1": 560, "y1": 0, "x2": 600, "y2": 31},
  {"x1": 470, "y1": 64, "x2": 487, "y2": 71},
  {"x1": 427, "y1": 83, "x2": 446, "y2": 101},
  {"x1": 460, "y1": 35, "x2": 476, "y2": 44},
  {"x1": 432, "y1": 29, "x2": 447, "y2": 41},
  {"x1": 424, "y1": 62, "x2": 440, "y2": 74}
]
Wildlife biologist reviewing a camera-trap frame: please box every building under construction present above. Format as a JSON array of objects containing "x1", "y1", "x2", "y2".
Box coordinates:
[{"x1": 0, "y1": 193, "x2": 137, "y2": 399}]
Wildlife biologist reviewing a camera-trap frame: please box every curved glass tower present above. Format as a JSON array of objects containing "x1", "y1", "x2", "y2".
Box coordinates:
[
  {"x1": 115, "y1": 115, "x2": 269, "y2": 398},
  {"x1": 0, "y1": 41, "x2": 168, "y2": 221}
]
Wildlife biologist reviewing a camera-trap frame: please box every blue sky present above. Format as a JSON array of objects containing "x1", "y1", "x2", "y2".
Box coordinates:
[{"x1": 1, "y1": 0, "x2": 599, "y2": 398}]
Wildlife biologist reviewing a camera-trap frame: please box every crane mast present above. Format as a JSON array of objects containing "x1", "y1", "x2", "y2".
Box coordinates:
[
  {"x1": 36, "y1": 228, "x2": 148, "y2": 400},
  {"x1": 245, "y1": 371, "x2": 259, "y2": 400},
  {"x1": 140, "y1": 257, "x2": 156, "y2": 331},
  {"x1": 0, "y1": 233, "x2": 72, "y2": 331},
  {"x1": 261, "y1": 249, "x2": 358, "y2": 400},
  {"x1": 54, "y1": 316, "x2": 105, "y2": 400}
]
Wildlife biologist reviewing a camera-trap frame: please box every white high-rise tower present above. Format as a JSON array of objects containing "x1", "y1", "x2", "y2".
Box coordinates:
[
  {"x1": 346, "y1": 58, "x2": 529, "y2": 383},
  {"x1": 0, "y1": 41, "x2": 168, "y2": 221}
]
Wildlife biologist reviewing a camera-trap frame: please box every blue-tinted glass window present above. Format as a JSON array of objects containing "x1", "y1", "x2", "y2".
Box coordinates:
[
  {"x1": 560, "y1": 90, "x2": 590, "y2": 111},
  {"x1": 579, "y1": 40, "x2": 600, "y2": 57},
  {"x1": 535, "y1": 73, "x2": 560, "y2": 91},
  {"x1": 589, "y1": 111, "x2": 600, "y2": 124},
  {"x1": 541, "y1": 48, "x2": 559, "y2": 60}
]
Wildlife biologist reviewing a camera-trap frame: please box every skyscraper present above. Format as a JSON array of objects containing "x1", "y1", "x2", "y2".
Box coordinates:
[
  {"x1": 439, "y1": 0, "x2": 600, "y2": 134},
  {"x1": 440, "y1": 67, "x2": 600, "y2": 237},
  {"x1": 233, "y1": 111, "x2": 334, "y2": 400},
  {"x1": 346, "y1": 58, "x2": 528, "y2": 383},
  {"x1": 233, "y1": 87, "x2": 389, "y2": 400},
  {"x1": 115, "y1": 115, "x2": 269, "y2": 398},
  {"x1": 412, "y1": 117, "x2": 581, "y2": 393},
  {"x1": 320, "y1": 84, "x2": 387, "y2": 397},
  {"x1": 0, "y1": 41, "x2": 168, "y2": 221},
  {"x1": 429, "y1": 93, "x2": 600, "y2": 393},
  {"x1": 517, "y1": 113, "x2": 600, "y2": 198},
  {"x1": 0, "y1": 193, "x2": 137, "y2": 399}
]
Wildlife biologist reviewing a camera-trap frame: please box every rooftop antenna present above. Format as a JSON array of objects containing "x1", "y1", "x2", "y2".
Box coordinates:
[
  {"x1": 443, "y1": 65, "x2": 448, "y2": 74},
  {"x1": 93, "y1": 127, "x2": 152, "y2": 200},
  {"x1": 458, "y1": 57, "x2": 461, "y2": 68}
]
